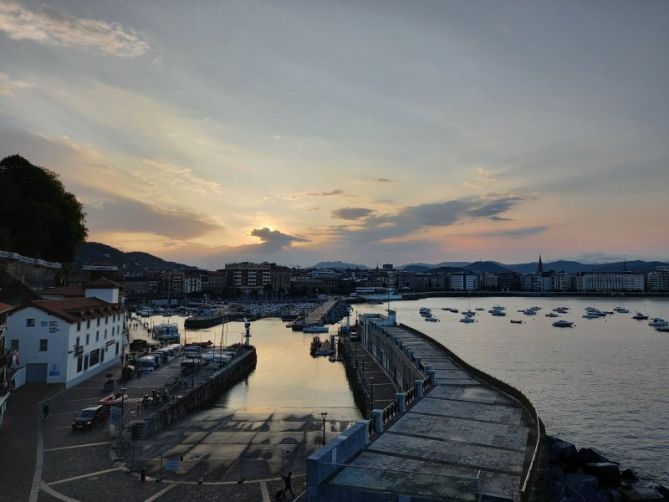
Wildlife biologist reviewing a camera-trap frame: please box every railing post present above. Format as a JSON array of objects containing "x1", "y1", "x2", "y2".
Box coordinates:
[
  {"x1": 396, "y1": 392, "x2": 406, "y2": 413},
  {"x1": 372, "y1": 409, "x2": 383, "y2": 434},
  {"x1": 414, "y1": 380, "x2": 424, "y2": 399}
]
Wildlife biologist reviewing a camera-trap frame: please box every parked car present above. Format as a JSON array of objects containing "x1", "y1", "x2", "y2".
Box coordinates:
[{"x1": 72, "y1": 405, "x2": 107, "y2": 431}]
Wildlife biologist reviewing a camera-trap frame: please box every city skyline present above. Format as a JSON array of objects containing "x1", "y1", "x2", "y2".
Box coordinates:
[{"x1": 1, "y1": 1, "x2": 668, "y2": 267}]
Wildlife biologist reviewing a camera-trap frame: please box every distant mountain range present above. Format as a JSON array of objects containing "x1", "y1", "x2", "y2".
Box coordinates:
[
  {"x1": 75, "y1": 242, "x2": 196, "y2": 273},
  {"x1": 400, "y1": 259, "x2": 668, "y2": 274},
  {"x1": 313, "y1": 261, "x2": 369, "y2": 270},
  {"x1": 76, "y1": 242, "x2": 667, "y2": 275}
]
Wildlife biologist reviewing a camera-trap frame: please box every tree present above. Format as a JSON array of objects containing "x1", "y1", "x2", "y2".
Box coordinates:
[{"x1": 0, "y1": 155, "x2": 88, "y2": 262}]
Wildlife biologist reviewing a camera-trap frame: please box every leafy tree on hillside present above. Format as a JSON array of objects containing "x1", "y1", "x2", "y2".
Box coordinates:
[{"x1": 0, "y1": 155, "x2": 87, "y2": 262}]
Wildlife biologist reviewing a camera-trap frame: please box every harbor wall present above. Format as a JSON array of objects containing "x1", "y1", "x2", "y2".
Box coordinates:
[{"x1": 129, "y1": 347, "x2": 257, "y2": 440}]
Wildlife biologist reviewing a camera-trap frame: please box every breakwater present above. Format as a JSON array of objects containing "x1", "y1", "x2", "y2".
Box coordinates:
[
  {"x1": 129, "y1": 346, "x2": 257, "y2": 440},
  {"x1": 308, "y1": 311, "x2": 543, "y2": 501}
]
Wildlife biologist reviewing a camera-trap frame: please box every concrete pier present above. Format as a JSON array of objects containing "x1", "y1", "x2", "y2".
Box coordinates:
[{"x1": 308, "y1": 311, "x2": 543, "y2": 501}]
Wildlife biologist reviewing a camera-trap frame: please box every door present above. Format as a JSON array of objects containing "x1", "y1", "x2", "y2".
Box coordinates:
[{"x1": 26, "y1": 363, "x2": 48, "y2": 383}]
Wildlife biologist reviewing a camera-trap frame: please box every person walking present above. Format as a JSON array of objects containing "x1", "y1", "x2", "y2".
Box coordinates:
[
  {"x1": 42, "y1": 403, "x2": 50, "y2": 420},
  {"x1": 282, "y1": 471, "x2": 294, "y2": 499}
]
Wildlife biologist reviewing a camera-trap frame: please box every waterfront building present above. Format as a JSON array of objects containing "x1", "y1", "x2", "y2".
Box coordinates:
[
  {"x1": 4, "y1": 281, "x2": 125, "y2": 387},
  {"x1": 449, "y1": 273, "x2": 478, "y2": 291},
  {"x1": 647, "y1": 269, "x2": 669, "y2": 292},
  {"x1": 574, "y1": 272, "x2": 645, "y2": 293}
]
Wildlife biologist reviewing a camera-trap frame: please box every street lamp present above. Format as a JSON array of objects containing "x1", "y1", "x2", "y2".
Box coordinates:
[{"x1": 320, "y1": 412, "x2": 328, "y2": 445}]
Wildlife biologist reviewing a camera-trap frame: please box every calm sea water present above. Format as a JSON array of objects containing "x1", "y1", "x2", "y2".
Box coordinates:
[
  {"x1": 357, "y1": 297, "x2": 669, "y2": 484},
  {"x1": 144, "y1": 315, "x2": 361, "y2": 421},
  {"x1": 147, "y1": 297, "x2": 668, "y2": 483}
]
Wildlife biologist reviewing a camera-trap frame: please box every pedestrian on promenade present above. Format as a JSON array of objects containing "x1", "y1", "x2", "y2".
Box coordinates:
[
  {"x1": 42, "y1": 403, "x2": 50, "y2": 420},
  {"x1": 282, "y1": 471, "x2": 294, "y2": 499}
]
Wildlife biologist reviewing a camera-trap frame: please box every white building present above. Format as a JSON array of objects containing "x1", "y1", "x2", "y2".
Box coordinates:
[
  {"x1": 449, "y1": 274, "x2": 478, "y2": 291},
  {"x1": 574, "y1": 272, "x2": 645, "y2": 292},
  {"x1": 5, "y1": 282, "x2": 125, "y2": 387}
]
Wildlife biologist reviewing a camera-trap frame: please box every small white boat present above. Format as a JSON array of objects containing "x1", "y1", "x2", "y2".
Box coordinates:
[
  {"x1": 613, "y1": 307, "x2": 630, "y2": 314},
  {"x1": 460, "y1": 316, "x2": 475, "y2": 323}
]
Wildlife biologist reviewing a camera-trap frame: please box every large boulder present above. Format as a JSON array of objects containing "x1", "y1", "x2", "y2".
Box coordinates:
[
  {"x1": 550, "y1": 439, "x2": 580, "y2": 466},
  {"x1": 578, "y1": 447, "x2": 611, "y2": 465},
  {"x1": 570, "y1": 484, "x2": 610, "y2": 502},
  {"x1": 620, "y1": 485, "x2": 667, "y2": 501},
  {"x1": 550, "y1": 465, "x2": 566, "y2": 481},
  {"x1": 582, "y1": 462, "x2": 621, "y2": 486},
  {"x1": 550, "y1": 480, "x2": 567, "y2": 502},
  {"x1": 565, "y1": 473, "x2": 599, "y2": 493}
]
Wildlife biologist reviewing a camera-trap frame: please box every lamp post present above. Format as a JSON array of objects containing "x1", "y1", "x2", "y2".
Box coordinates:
[{"x1": 320, "y1": 412, "x2": 328, "y2": 445}]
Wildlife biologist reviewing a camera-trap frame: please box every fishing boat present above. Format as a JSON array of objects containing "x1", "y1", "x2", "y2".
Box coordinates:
[
  {"x1": 632, "y1": 313, "x2": 649, "y2": 320},
  {"x1": 184, "y1": 308, "x2": 225, "y2": 329},
  {"x1": 460, "y1": 316, "x2": 475, "y2": 323},
  {"x1": 303, "y1": 325, "x2": 329, "y2": 334},
  {"x1": 510, "y1": 319, "x2": 523, "y2": 324},
  {"x1": 553, "y1": 320, "x2": 574, "y2": 328}
]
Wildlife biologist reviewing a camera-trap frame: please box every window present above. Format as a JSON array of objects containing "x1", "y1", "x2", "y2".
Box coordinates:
[
  {"x1": 115, "y1": 343, "x2": 119, "y2": 356},
  {"x1": 39, "y1": 339, "x2": 48, "y2": 352},
  {"x1": 89, "y1": 349, "x2": 100, "y2": 366},
  {"x1": 10, "y1": 339, "x2": 19, "y2": 351},
  {"x1": 75, "y1": 336, "x2": 80, "y2": 347},
  {"x1": 84, "y1": 355, "x2": 89, "y2": 370},
  {"x1": 77, "y1": 355, "x2": 83, "y2": 373},
  {"x1": 85, "y1": 334, "x2": 90, "y2": 345},
  {"x1": 86, "y1": 320, "x2": 90, "y2": 329},
  {"x1": 96, "y1": 318, "x2": 100, "y2": 327},
  {"x1": 77, "y1": 322, "x2": 81, "y2": 332},
  {"x1": 26, "y1": 319, "x2": 35, "y2": 327},
  {"x1": 96, "y1": 331, "x2": 99, "y2": 342},
  {"x1": 105, "y1": 316, "x2": 108, "y2": 325}
]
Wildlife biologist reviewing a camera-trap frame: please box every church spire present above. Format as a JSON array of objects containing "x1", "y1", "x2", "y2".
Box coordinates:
[{"x1": 537, "y1": 254, "x2": 544, "y2": 274}]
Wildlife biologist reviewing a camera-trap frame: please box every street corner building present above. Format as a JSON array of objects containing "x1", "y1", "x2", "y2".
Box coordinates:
[{"x1": 4, "y1": 279, "x2": 126, "y2": 388}]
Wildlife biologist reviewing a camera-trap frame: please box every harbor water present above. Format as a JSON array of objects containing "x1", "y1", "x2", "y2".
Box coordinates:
[
  {"x1": 142, "y1": 296, "x2": 668, "y2": 484},
  {"x1": 357, "y1": 297, "x2": 669, "y2": 484}
]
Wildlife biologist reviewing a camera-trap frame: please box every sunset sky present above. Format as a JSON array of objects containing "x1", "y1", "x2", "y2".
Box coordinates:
[{"x1": 1, "y1": 0, "x2": 668, "y2": 268}]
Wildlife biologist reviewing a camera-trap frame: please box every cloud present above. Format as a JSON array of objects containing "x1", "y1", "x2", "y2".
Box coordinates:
[
  {"x1": 306, "y1": 189, "x2": 345, "y2": 197},
  {"x1": 86, "y1": 197, "x2": 221, "y2": 239},
  {"x1": 250, "y1": 227, "x2": 308, "y2": 250},
  {"x1": 468, "y1": 196, "x2": 523, "y2": 219},
  {"x1": 0, "y1": 72, "x2": 32, "y2": 96},
  {"x1": 375, "y1": 177, "x2": 397, "y2": 183},
  {"x1": 462, "y1": 168, "x2": 496, "y2": 189},
  {"x1": 0, "y1": 0, "x2": 150, "y2": 57},
  {"x1": 327, "y1": 195, "x2": 527, "y2": 244},
  {"x1": 332, "y1": 207, "x2": 374, "y2": 220},
  {"x1": 475, "y1": 226, "x2": 548, "y2": 239}
]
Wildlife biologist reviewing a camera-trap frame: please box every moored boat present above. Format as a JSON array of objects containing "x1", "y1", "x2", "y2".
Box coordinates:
[{"x1": 553, "y1": 320, "x2": 574, "y2": 328}]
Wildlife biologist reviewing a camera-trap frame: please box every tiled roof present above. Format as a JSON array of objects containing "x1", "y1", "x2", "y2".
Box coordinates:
[
  {"x1": 0, "y1": 302, "x2": 14, "y2": 314},
  {"x1": 35, "y1": 285, "x2": 85, "y2": 298},
  {"x1": 83, "y1": 277, "x2": 120, "y2": 288},
  {"x1": 22, "y1": 298, "x2": 124, "y2": 324}
]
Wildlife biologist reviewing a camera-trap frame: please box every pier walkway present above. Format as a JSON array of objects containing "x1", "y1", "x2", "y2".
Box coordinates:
[
  {"x1": 311, "y1": 312, "x2": 542, "y2": 501},
  {"x1": 305, "y1": 298, "x2": 338, "y2": 325}
]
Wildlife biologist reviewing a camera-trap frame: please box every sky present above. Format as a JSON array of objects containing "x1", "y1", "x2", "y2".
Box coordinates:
[{"x1": 1, "y1": 0, "x2": 668, "y2": 268}]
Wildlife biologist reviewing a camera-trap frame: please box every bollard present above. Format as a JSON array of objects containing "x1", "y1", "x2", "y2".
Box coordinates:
[
  {"x1": 396, "y1": 392, "x2": 407, "y2": 414},
  {"x1": 372, "y1": 409, "x2": 384, "y2": 434},
  {"x1": 415, "y1": 379, "x2": 424, "y2": 399}
]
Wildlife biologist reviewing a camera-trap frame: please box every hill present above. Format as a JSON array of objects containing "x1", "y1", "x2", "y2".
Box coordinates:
[
  {"x1": 507, "y1": 260, "x2": 668, "y2": 274},
  {"x1": 463, "y1": 261, "x2": 512, "y2": 274},
  {"x1": 313, "y1": 261, "x2": 368, "y2": 270},
  {"x1": 75, "y1": 242, "x2": 196, "y2": 273}
]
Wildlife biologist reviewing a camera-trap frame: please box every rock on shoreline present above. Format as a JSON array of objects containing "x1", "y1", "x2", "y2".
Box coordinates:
[{"x1": 547, "y1": 436, "x2": 668, "y2": 501}]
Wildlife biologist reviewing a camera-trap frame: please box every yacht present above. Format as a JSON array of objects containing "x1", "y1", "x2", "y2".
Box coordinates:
[
  {"x1": 545, "y1": 312, "x2": 559, "y2": 318},
  {"x1": 523, "y1": 309, "x2": 537, "y2": 316},
  {"x1": 582, "y1": 312, "x2": 601, "y2": 319},
  {"x1": 648, "y1": 318, "x2": 668, "y2": 327},
  {"x1": 491, "y1": 310, "x2": 507, "y2": 317},
  {"x1": 632, "y1": 313, "x2": 649, "y2": 320},
  {"x1": 462, "y1": 309, "x2": 476, "y2": 316},
  {"x1": 553, "y1": 320, "x2": 574, "y2": 328},
  {"x1": 613, "y1": 306, "x2": 630, "y2": 314},
  {"x1": 656, "y1": 325, "x2": 669, "y2": 332},
  {"x1": 460, "y1": 316, "x2": 475, "y2": 323}
]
